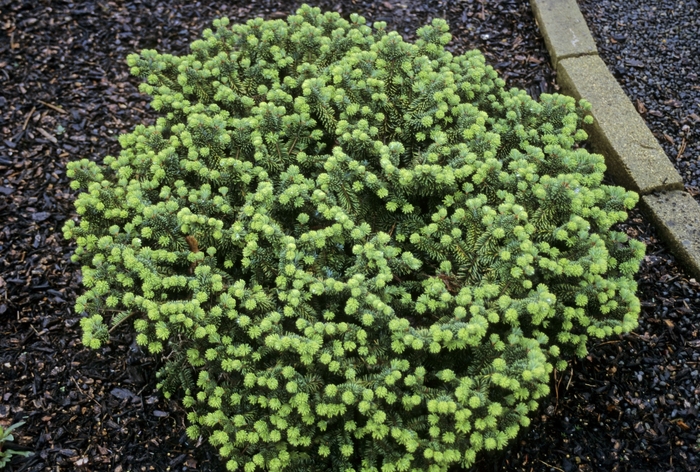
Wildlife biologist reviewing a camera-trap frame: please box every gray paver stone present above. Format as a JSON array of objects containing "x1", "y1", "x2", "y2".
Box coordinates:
[
  {"x1": 641, "y1": 191, "x2": 700, "y2": 279},
  {"x1": 529, "y1": 0, "x2": 598, "y2": 67},
  {"x1": 556, "y1": 55, "x2": 684, "y2": 195}
]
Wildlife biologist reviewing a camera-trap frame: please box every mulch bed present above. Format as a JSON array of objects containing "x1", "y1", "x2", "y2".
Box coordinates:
[{"x1": 0, "y1": 1, "x2": 698, "y2": 471}]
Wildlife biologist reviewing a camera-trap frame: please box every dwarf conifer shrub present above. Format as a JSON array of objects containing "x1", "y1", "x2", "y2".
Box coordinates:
[{"x1": 64, "y1": 5, "x2": 645, "y2": 471}]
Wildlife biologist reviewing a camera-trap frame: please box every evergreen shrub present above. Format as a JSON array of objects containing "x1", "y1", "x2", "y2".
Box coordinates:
[{"x1": 63, "y1": 5, "x2": 645, "y2": 471}]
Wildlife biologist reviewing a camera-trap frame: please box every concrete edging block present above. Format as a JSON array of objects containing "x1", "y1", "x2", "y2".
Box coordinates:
[
  {"x1": 556, "y1": 55, "x2": 684, "y2": 195},
  {"x1": 529, "y1": 0, "x2": 597, "y2": 67},
  {"x1": 530, "y1": 0, "x2": 700, "y2": 275},
  {"x1": 641, "y1": 191, "x2": 700, "y2": 279}
]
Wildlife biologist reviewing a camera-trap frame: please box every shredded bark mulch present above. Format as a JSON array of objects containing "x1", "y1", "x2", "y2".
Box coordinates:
[{"x1": 1, "y1": 1, "x2": 698, "y2": 471}]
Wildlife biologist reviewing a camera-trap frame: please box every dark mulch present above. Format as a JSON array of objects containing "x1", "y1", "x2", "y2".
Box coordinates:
[
  {"x1": 577, "y1": 0, "x2": 700, "y2": 203},
  {"x1": 0, "y1": 1, "x2": 698, "y2": 471}
]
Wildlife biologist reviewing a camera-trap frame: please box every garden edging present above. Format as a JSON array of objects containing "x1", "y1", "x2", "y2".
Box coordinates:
[{"x1": 529, "y1": 0, "x2": 700, "y2": 279}]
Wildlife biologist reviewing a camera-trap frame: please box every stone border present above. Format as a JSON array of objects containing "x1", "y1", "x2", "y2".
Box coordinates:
[{"x1": 529, "y1": 0, "x2": 700, "y2": 279}]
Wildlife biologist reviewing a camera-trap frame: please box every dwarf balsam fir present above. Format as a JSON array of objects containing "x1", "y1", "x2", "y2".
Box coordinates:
[{"x1": 64, "y1": 5, "x2": 645, "y2": 471}]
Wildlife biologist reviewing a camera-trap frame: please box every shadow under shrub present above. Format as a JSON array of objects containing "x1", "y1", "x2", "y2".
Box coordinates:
[{"x1": 63, "y1": 5, "x2": 645, "y2": 471}]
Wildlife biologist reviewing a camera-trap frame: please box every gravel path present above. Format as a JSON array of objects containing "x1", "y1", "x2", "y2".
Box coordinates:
[{"x1": 578, "y1": 0, "x2": 700, "y2": 202}]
